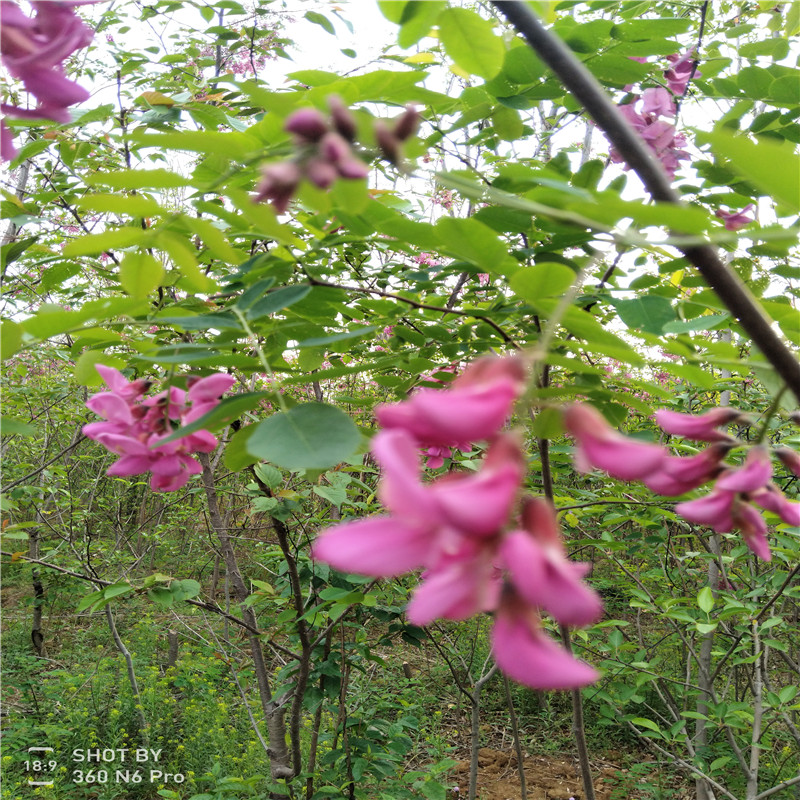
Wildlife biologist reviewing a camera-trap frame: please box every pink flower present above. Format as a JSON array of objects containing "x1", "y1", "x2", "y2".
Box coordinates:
[
  {"x1": 376, "y1": 355, "x2": 525, "y2": 447},
  {"x1": 664, "y1": 49, "x2": 701, "y2": 96},
  {"x1": 675, "y1": 488, "x2": 736, "y2": 533},
  {"x1": 253, "y1": 161, "x2": 302, "y2": 214},
  {"x1": 491, "y1": 593, "x2": 599, "y2": 690},
  {"x1": 500, "y1": 499, "x2": 602, "y2": 627},
  {"x1": 1, "y1": 1, "x2": 95, "y2": 159},
  {"x1": 655, "y1": 407, "x2": 743, "y2": 442},
  {"x1": 715, "y1": 205, "x2": 755, "y2": 231},
  {"x1": 564, "y1": 404, "x2": 666, "y2": 481},
  {"x1": 731, "y1": 502, "x2": 771, "y2": 561},
  {"x1": 83, "y1": 368, "x2": 234, "y2": 492},
  {"x1": 644, "y1": 442, "x2": 734, "y2": 496},
  {"x1": 775, "y1": 447, "x2": 800, "y2": 478},
  {"x1": 641, "y1": 87, "x2": 675, "y2": 117},
  {"x1": 254, "y1": 99, "x2": 369, "y2": 212},
  {"x1": 285, "y1": 107, "x2": 328, "y2": 142},
  {"x1": 406, "y1": 539, "x2": 501, "y2": 625},
  {"x1": 750, "y1": 484, "x2": 800, "y2": 528},
  {"x1": 715, "y1": 447, "x2": 772, "y2": 493}
]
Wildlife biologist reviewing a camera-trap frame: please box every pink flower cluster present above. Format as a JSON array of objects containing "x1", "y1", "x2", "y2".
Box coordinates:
[
  {"x1": 609, "y1": 49, "x2": 701, "y2": 179},
  {"x1": 564, "y1": 405, "x2": 800, "y2": 562},
  {"x1": 313, "y1": 356, "x2": 601, "y2": 690},
  {"x1": 664, "y1": 49, "x2": 702, "y2": 97},
  {"x1": 254, "y1": 97, "x2": 369, "y2": 214},
  {"x1": 413, "y1": 252, "x2": 441, "y2": 268},
  {"x1": 1, "y1": 1, "x2": 95, "y2": 161},
  {"x1": 83, "y1": 365, "x2": 235, "y2": 492},
  {"x1": 611, "y1": 87, "x2": 690, "y2": 179}
]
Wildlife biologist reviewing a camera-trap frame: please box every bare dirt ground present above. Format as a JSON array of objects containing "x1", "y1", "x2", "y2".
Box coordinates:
[{"x1": 449, "y1": 747, "x2": 688, "y2": 800}]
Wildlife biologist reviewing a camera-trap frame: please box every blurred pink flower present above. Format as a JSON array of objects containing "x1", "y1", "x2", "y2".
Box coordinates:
[
  {"x1": 715, "y1": 205, "x2": 755, "y2": 231},
  {"x1": 564, "y1": 404, "x2": 666, "y2": 481},
  {"x1": 491, "y1": 592, "x2": 599, "y2": 690},
  {"x1": 376, "y1": 354, "x2": 525, "y2": 447},
  {"x1": 500, "y1": 499, "x2": 602, "y2": 627},
  {"x1": 1, "y1": 0, "x2": 95, "y2": 160},
  {"x1": 655, "y1": 407, "x2": 742, "y2": 442}
]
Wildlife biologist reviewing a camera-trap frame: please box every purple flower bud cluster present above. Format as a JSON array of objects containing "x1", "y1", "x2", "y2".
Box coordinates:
[
  {"x1": 254, "y1": 97, "x2": 369, "y2": 214},
  {"x1": 374, "y1": 104, "x2": 420, "y2": 165},
  {"x1": 1, "y1": 1, "x2": 96, "y2": 161}
]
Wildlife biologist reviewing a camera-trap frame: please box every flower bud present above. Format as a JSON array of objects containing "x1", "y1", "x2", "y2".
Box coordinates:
[
  {"x1": 320, "y1": 131, "x2": 351, "y2": 165},
  {"x1": 328, "y1": 95, "x2": 357, "y2": 142},
  {"x1": 306, "y1": 157, "x2": 338, "y2": 189},
  {"x1": 374, "y1": 120, "x2": 401, "y2": 165},
  {"x1": 285, "y1": 107, "x2": 328, "y2": 142},
  {"x1": 394, "y1": 105, "x2": 420, "y2": 141},
  {"x1": 336, "y1": 156, "x2": 370, "y2": 180}
]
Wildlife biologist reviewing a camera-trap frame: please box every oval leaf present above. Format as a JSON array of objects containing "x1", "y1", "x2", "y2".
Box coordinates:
[
  {"x1": 246, "y1": 403, "x2": 361, "y2": 470},
  {"x1": 438, "y1": 8, "x2": 504, "y2": 80}
]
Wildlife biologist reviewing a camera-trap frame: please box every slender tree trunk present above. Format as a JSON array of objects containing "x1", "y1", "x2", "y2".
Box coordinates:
[
  {"x1": 105, "y1": 606, "x2": 149, "y2": 739},
  {"x1": 504, "y1": 676, "x2": 527, "y2": 800},
  {"x1": 560, "y1": 625, "x2": 596, "y2": 800},
  {"x1": 198, "y1": 454, "x2": 293, "y2": 782},
  {"x1": 746, "y1": 624, "x2": 763, "y2": 800},
  {"x1": 469, "y1": 664, "x2": 498, "y2": 800}
]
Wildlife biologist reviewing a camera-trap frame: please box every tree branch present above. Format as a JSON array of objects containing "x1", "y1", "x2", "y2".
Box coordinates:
[{"x1": 490, "y1": 1, "x2": 800, "y2": 401}]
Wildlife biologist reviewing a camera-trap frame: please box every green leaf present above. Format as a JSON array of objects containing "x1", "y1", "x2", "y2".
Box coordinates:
[
  {"x1": 419, "y1": 782, "x2": 446, "y2": 800},
  {"x1": 254, "y1": 463, "x2": 282, "y2": 489},
  {"x1": 610, "y1": 18, "x2": 691, "y2": 39},
  {"x1": 631, "y1": 717, "x2": 662, "y2": 734},
  {"x1": 608, "y1": 296, "x2": 676, "y2": 336},
  {"x1": 252, "y1": 496, "x2": 279, "y2": 513},
  {"x1": 170, "y1": 579, "x2": 201, "y2": 602},
  {"x1": 313, "y1": 483, "x2": 347, "y2": 508},
  {"x1": 247, "y1": 285, "x2": 312, "y2": 321},
  {"x1": 76, "y1": 590, "x2": 107, "y2": 612},
  {"x1": 435, "y1": 216, "x2": 507, "y2": 270},
  {"x1": 1, "y1": 319, "x2": 22, "y2": 360},
  {"x1": 246, "y1": 404, "x2": 362, "y2": 470},
  {"x1": 305, "y1": 10, "x2": 335, "y2": 34},
  {"x1": 492, "y1": 105, "x2": 523, "y2": 141},
  {"x1": 224, "y1": 425, "x2": 259, "y2": 471},
  {"x1": 119, "y1": 252, "x2": 164, "y2": 298},
  {"x1": 503, "y1": 44, "x2": 545, "y2": 84},
  {"x1": 75, "y1": 193, "x2": 162, "y2": 217},
  {"x1": 696, "y1": 622, "x2": 718, "y2": 634},
  {"x1": 63, "y1": 227, "x2": 149, "y2": 256},
  {"x1": 397, "y1": 1, "x2": 446, "y2": 48},
  {"x1": 510, "y1": 263, "x2": 576, "y2": 301},
  {"x1": 697, "y1": 586, "x2": 714, "y2": 614},
  {"x1": 147, "y1": 586, "x2": 174, "y2": 607},
  {"x1": 438, "y1": 8, "x2": 504, "y2": 80},
  {"x1": 0, "y1": 416, "x2": 36, "y2": 437},
  {"x1": 662, "y1": 313, "x2": 730, "y2": 334},
  {"x1": 157, "y1": 392, "x2": 272, "y2": 446},
  {"x1": 701, "y1": 130, "x2": 800, "y2": 212},
  {"x1": 85, "y1": 168, "x2": 192, "y2": 190},
  {"x1": 104, "y1": 582, "x2": 134, "y2": 600}
]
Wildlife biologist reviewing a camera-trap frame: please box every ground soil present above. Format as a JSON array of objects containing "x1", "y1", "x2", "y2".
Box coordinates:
[{"x1": 450, "y1": 746, "x2": 687, "y2": 800}]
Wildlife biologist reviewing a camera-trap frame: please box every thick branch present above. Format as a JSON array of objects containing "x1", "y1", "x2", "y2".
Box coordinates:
[{"x1": 491, "y1": 1, "x2": 800, "y2": 401}]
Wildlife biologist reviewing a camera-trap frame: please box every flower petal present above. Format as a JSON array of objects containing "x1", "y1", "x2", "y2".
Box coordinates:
[
  {"x1": 491, "y1": 600, "x2": 598, "y2": 690},
  {"x1": 312, "y1": 517, "x2": 434, "y2": 578}
]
